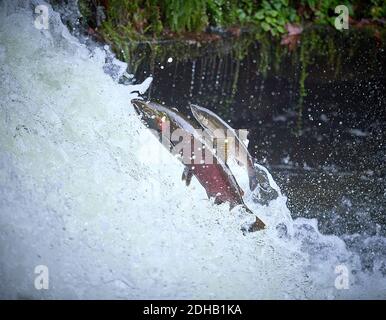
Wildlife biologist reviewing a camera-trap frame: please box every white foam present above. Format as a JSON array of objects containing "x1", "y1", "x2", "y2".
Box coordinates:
[{"x1": 127, "y1": 77, "x2": 153, "y2": 95}]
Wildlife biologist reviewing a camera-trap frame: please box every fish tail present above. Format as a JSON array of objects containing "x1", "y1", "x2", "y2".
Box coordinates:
[
  {"x1": 249, "y1": 216, "x2": 266, "y2": 232},
  {"x1": 242, "y1": 205, "x2": 266, "y2": 232}
]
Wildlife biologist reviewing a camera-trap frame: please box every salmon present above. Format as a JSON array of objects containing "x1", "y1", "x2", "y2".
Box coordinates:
[
  {"x1": 132, "y1": 99, "x2": 265, "y2": 231},
  {"x1": 190, "y1": 103, "x2": 279, "y2": 205}
]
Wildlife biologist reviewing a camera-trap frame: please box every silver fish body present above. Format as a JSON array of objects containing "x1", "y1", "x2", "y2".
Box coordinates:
[
  {"x1": 190, "y1": 104, "x2": 279, "y2": 206},
  {"x1": 132, "y1": 99, "x2": 266, "y2": 231}
]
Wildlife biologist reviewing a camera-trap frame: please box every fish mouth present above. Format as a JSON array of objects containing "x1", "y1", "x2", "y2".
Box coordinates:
[
  {"x1": 131, "y1": 99, "x2": 162, "y2": 130},
  {"x1": 132, "y1": 99, "x2": 160, "y2": 120},
  {"x1": 131, "y1": 99, "x2": 174, "y2": 138},
  {"x1": 132, "y1": 99, "x2": 168, "y2": 118},
  {"x1": 190, "y1": 104, "x2": 204, "y2": 113},
  {"x1": 190, "y1": 104, "x2": 209, "y2": 127},
  {"x1": 131, "y1": 99, "x2": 151, "y2": 117},
  {"x1": 190, "y1": 104, "x2": 202, "y2": 120}
]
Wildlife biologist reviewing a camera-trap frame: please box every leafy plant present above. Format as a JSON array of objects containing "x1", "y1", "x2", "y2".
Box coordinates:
[
  {"x1": 254, "y1": 0, "x2": 299, "y2": 36},
  {"x1": 367, "y1": 0, "x2": 386, "y2": 19},
  {"x1": 94, "y1": 0, "x2": 386, "y2": 53},
  {"x1": 163, "y1": 0, "x2": 209, "y2": 32}
]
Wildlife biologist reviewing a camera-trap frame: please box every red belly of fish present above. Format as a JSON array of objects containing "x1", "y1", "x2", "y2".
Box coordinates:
[{"x1": 190, "y1": 164, "x2": 242, "y2": 206}]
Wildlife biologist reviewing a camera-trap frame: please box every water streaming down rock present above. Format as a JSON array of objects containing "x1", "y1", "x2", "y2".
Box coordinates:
[{"x1": 0, "y1": 0, "x2": 385, "y2": 299}]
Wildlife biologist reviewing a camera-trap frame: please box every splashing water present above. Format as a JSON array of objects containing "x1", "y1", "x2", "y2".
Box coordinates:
[{"x1": 0, "y1": 1, "x2": 385, "y2": 299}]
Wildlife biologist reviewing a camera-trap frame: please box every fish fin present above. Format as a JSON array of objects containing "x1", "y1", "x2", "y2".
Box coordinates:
[
  {"x1": 214, "y1": 196, "x2": 224, "y2": 205},
  {"x1": 229, "y1": 201, "x2": 236, "y2": 210},
  {"x1": 241, "y1": 205, "x2": 266, "y2": 232},
  {"x1": 248, "y1": 216, "x2": 266, "y2": 232},
  {"x1": 181, "y1": 167, "x2": 193, "y2": 186}
]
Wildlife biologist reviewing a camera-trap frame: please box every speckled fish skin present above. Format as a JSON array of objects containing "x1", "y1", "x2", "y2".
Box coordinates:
[
  {"x1": 132, "y1": 99, "x2": 265, "y2": 231},
  {"x1": 190, "y1": 103, "x2": 279, "y2": 205}
]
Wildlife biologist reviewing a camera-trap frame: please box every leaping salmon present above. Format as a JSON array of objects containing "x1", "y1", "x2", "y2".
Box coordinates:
[
  {"x1": 190, "y1": 104, "x2": 279, "y2": 206},
  {"x1": 131, "y1": 99, "x2": 266, "y2": 232}
]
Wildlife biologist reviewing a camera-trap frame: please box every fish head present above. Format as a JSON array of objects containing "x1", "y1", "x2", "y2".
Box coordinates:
[
  {"x1": 190, "y1": 104, "x2": 230, "y2": 142},
  {"x1": 132, "y1": 99, "x2": 171, "y2": 136},
  {"x1": 190, "y1": 104, "x2": 211, "y2": 129}
]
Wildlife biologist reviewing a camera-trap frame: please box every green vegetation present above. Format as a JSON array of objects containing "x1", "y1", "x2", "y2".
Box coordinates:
[
  {"x1": 75, "y1": 0, "x2": 386, "y2": 64},
  {"x1": 75, "y1": 1, "x2": 385, "y2": 131},
  {"x1": 253, "y1": 0, "x2": 298, "y2": 36},
  {"x1": 79, "y1": 0, "x2": 386, "y2": 38}
]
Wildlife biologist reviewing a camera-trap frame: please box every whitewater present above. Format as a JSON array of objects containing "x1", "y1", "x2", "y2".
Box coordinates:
[{"x1": 0, "y1": 1, "x2": 385, "y2": 299}]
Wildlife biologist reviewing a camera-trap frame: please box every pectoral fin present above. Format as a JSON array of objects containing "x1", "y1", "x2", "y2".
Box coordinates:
[{"x1": 181, "y1": 166, "x2": 194, "y2": 186}]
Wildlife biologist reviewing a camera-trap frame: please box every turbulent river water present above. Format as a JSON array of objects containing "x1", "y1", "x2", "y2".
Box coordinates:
[{"x1": 0, "y1": 1, "x2": 385, "y2": 299}]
